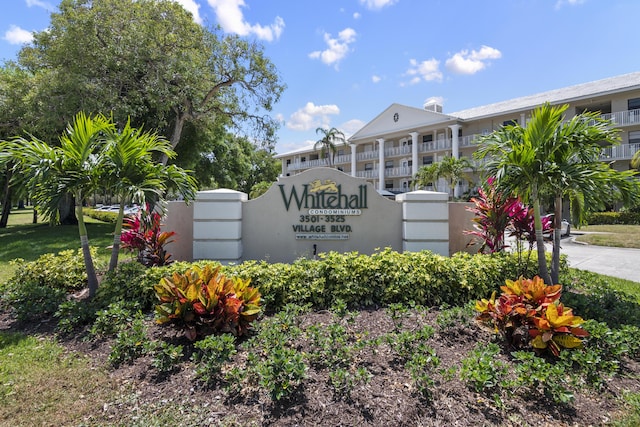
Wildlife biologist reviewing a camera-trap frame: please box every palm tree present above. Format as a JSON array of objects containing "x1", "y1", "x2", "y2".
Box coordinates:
[
  {"x1": 476, "y1": 103, "x2": 639, "y2": 285},
  {"x1": 414, "y1": 163, "x2": 440, "y2": 191},
  {"x1": 314, "y1": 127, "x2": 346, "y2": 167},
  {"x1": 413, "y1": 156, "x2": 471, "y2": 198},
  {"x1": 2, "y1": 112, "x2": 114, "y2": 297},
  {"x1": 101, "y1": 119, "x2": 197, "y2": 271}
]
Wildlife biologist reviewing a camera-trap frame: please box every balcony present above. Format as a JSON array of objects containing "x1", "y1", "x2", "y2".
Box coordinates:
[
  {"x1": 600, "y1": 143, "x2": 640, "y2": 161},
  {"x1": 600, "y1": 109, "x2": 640, "y2": 127}
]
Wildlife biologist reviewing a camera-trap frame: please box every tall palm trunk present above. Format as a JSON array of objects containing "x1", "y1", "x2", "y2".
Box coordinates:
[
  {"x1": 108, "y1": 204, "x2": 126, "y2": 271},
  {"x1": 76, "y1": 196, "x2": 99, "y2": 297},
  {"x1": 0, "y1": 168, "x2": 12, "y2": 228},
  {"x1": 551, "y1": 194, "x2": 563, "y2": 285},
  {"x1": 532, "y1": 184, "x2": 552, "y2": 285}
]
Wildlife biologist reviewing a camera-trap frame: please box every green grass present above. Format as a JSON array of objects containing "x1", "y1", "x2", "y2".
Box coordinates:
[
  {"x1": 574, "y1": 224, "x2": 640, "y2": 249},
  {"x1": 0, "y1": 208, "x2": 119, "y2": 284},
  {"x1": 0, "y1": 332, "x2": 114, "y2": 426}
]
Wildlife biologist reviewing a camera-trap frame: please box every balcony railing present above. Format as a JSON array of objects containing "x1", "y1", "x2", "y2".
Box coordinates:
[
  {"x1": 600, "y1": 109, "x2": 640, "y2": 127},
  {"x1": 600, "y1": 143, "x2": 640, "y2": 161}
]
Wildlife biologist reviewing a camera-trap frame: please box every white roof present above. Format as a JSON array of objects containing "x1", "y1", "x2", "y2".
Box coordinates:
[{"x1": 451, "y1": 72, "x2": 640, "y2": 120}]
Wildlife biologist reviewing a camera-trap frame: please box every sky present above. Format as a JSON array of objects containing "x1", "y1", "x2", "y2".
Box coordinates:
[{"x1": 2, "y1": 0, "x2": 640, "y2": 155}]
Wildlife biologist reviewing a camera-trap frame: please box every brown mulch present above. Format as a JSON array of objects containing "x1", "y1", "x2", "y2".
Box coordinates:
[{"x1": 1, "y1": 305, "x2": 638, "y2": 427}]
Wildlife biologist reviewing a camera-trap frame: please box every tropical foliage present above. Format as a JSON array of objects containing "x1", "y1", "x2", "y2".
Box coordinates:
[
  {"x1": 475, "y1": 276, "x2": 589, "y2": 356},
  {"x1": 414, "y1": 156, "x2": 472, "y2": 198},
  {"x1": 314, "y1": 127, "x2": 346, "y2": 167},
  {"x1": 476, "y1": 102, "x2": 639, "y2": 285}
]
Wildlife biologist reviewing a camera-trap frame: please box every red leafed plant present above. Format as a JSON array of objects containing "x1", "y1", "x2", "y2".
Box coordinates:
[
  {"x1": 120, "y1": 203, "x2": 176, "y2": 267},
  {"x1": 154, "y1": 264, "x2": 261, "y2": 340},
  {"x1": 475, "y1": 276, "x2": 589, "y2": 356}
]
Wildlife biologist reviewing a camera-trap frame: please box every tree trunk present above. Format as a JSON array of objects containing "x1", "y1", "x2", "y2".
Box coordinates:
[
  {"x1": 532, "y1": 185, "x2": 552, "y2": 285},
  {"x1": 108, "y1": 204, "x2": 126, "y2": 271},
  {"x1": 0, "y1": 168, "x2": 12, "y2": 228},
  {"x1": 32, "y1": 208, "x2": 37, "y2": 224},
  {"x1": 163, "y1": 113, "x2": 188, "y2": 165},
  {"x1": 551, "y1": 194, "x2": 563, "y2": 285},
  {"x1": 60, "y1": 193, "x2": 78, "y2": 225},
  {"x1": 76, "y1": 199, "x2": 99, "y2": 298}
]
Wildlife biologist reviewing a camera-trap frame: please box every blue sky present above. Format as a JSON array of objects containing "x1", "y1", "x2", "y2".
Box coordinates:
[{"x1": 2, "y1": 0, "x2": 640, "y2": 154}]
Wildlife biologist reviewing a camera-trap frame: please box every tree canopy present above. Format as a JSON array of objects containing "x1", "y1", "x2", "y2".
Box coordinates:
[{"x1": 16, "y1": 0, "x2": 285, "y2": 159}]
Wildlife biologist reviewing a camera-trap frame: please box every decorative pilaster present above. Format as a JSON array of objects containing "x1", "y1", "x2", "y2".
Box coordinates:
[
  {"x1": 409, "y1": 131, "x2": 419, "y2": 178},
  {"x1": 350, "y1": 143, "x2": 357, "y2": 177},
  {"x1": 377, "y1": 138, "x2": 385, "y2": 192}
]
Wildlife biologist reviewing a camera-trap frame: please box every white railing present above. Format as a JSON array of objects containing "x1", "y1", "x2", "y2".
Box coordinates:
[
  {"x1": 384, "y1": 145, "x2": 412, "y2": 157},
  {"x1": 600, "y1": 143, "x2": 640, "y2": 161},
  {"x1": 356, "y1": 150, "x2": 379, "y2": 161},
  {"x1": 356, "y1": 169, "x2": 378, "y2": 179},
  {"x1": 600, "y1": 109, "x2": 640, "y2": 127},
  {"x1": 384, "y1": 166, "x2": 412, "y2": 178}
]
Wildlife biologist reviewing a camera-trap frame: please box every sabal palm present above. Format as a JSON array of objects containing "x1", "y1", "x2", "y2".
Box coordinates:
[
  {"x1": 1, "y1": 112, "x2": 114, "y2": 297},
  {"x1": 476, "y1": 103, "x2": 638, "y2": 285},
  {"x1": 314, "y1": 127, "x2": 346, "y2": 167},
  {"x1": 101, "y1": 119, "x2": 197, "y2": 271}
]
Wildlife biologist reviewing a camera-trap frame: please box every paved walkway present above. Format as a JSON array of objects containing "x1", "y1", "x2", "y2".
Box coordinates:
[{"x1": 553, "y1": 234, "x2": 640, "y2": 283}]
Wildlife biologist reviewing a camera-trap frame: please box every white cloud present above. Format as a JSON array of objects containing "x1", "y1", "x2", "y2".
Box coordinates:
[
  {"x1": 172, "y1": 0, "x2": 203, "y2": 25},
  {"x1": 340, "y1": 119, "x2": 365, "y2": 138},
  {"x1": 555, "y1": 0, "x2": 586, "y2": 9},
  {"x1": 26, "y1": 0, "x2": 55, "y2": 11},
  {"x1": 359, "y1": 0, "x2": 398, "y2": 11},
  {"x1": 403, "y1": 58, "x2": 442, "y2": 85},
  {"x1": 309, "y1": 28, "x2": 357, "y2": 69},
  {"x1": 4, "y1": 25, "x2": 33, "y2": 45},
  {"x1": 353, "y1": 12, "x2": 361, "y2": 19},
  {"x1": 445, "y1": 45, "x2": 502, "y2": 75},
  {"x1": 371, "y1": 75, "x2": 381, "y2": 83},
  {"x1": 287, "y1": 102, "x2": 340, "y2": 131},
  {"x1": 207, "y1": 0, "x2": 285, "y2": 42}
]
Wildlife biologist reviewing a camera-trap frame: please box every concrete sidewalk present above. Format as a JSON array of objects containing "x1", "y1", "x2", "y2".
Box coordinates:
[{"x1": 553, "y1": 235, "x2": 640, "y2": 283}]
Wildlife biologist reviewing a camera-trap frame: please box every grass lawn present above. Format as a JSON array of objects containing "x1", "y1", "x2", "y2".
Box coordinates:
[
  {"x1": 574, "y1": 224, "x2": 640, "y2": 249},
  {"x1": 0, "y1": 208, "x2": 122, "y2": 284}
]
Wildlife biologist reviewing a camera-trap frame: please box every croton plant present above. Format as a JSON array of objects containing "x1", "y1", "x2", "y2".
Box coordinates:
[
  {"x1": 154, "y1": 264, "x2": 261, "y2": 340},
  {"x1": 475, "y1": 276, "x2": 588, "y2": 356}
]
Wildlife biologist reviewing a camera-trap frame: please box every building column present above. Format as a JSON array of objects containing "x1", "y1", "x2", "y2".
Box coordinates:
[
  {"x1": 449, "y1": 124, "x2": 461, "y2": 159},
  {"x1": 409, "y1": 132, "x2": 419, "y2": 177},
  {"x1": 377, "y1": 138, "x2": 385, "y2": 192},
  {"x1": 350, "y1": 143, "x2": 357, "y2": 177},
  {"x1": 448, "y1": 124, "x2": 461, "y2": 198}
]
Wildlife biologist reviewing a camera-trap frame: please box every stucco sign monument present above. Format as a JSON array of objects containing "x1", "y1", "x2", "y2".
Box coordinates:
[
  {"x1": 242, "y1": 168, "x2": 402, "y2": 263},
  {"x1": 187, "y1": 167, "x2": 450, "y2": 265}
]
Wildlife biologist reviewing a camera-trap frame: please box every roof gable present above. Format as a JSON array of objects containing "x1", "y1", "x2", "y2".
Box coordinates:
[{"x1": 349, "y1": 103, "x2": 456, "y2": 142}]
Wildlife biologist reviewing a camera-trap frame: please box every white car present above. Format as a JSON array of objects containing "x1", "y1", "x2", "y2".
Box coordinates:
[{"x1": 543, "y1": 214, "x2": 571, "y2": 238}]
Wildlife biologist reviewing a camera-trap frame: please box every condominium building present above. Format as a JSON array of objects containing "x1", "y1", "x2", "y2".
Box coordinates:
[{"x1": 275, "y1": 72, "x2": 640, "y2": 197}]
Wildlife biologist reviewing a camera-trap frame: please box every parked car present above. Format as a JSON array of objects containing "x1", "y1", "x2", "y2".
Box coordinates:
[{"x1": 542, "y1": 214, "x2": 571, "y2": 238}]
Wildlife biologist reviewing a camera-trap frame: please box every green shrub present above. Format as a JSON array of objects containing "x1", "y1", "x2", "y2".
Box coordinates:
[
  {"x1": 90, "y1": 301, "x2": 143, "y2": 338},
  {"x1": 150, "y1": 341, "x2": 184, "y2": 374},
  {"x1": 55, "y1": 300, "x2": 96, "y2": 334},
  {"x1": 83, "y1": 208, "x2": 118, "y2": 224},
  {"x1": 586, "y1": 211, "x2": 640, "y2": 225},
  {"x1": 108, "y1": 316, "x2": 149, "y2": 367},
  {"x1": 6, "y1": 248, "x2": 100, "y2": 291},
  {"x1": 192, "y1": 334, "x2": 237, "y2": 386},
  {"x1": 95, "y1": 262, "x2": 155, "y2": 310},
  {"x1": 2, "y1": 281, "x2": 66, "y2": 322}
]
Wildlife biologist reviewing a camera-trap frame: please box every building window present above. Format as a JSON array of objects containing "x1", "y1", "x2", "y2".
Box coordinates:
[
  {"x1": 385, "y1": 160, "x2": 394, "y2": 169},
  {"x1": 503, "y1": 119, "x2": 517, "y2": 126},
  {"x1": 630, "y1": 131, "x2": 640, "y2": 144},
  {"x1": 301, "y1": 156, "x2": 306, "y2": 163},
  {"x1": 422, "y1": 134, "x2": 433, "y2": 143},
  {"x1": 422, "y1": 156, "x2": 433, "y2": 165},
  {"x1": 310, "y1": 154, "x2": 319, "y2": 161},
  {"x1": 385, "y1": 181, "x2": 394, "y2": 190},
  {"x1": 286, "y1": 159, "x2": 291, "y2": 165},
  {"x1": 408, "y1": 160, "x2": 413, "y2": 167},
  {"x1": 337, "y1": 149, "x2": 344, "y2": 156},
  {"x1": 628, "y1": 98, "x2": 640, "y2": 111},
  {"x1": 364, "y1": 163, "x2": 373, "y2": 171}
]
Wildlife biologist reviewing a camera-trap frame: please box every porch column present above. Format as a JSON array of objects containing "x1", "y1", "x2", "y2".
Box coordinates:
[
  {"x1": 449, "y1": 124, "x2": 460, "y2": 159},
  {"x1": 350, "y1": 143, "x2": 357, "y2": 177},
  {"x1": 377, "y1": 138, "x2": 385, "y2": 192},
  {"x1": 409, "y1": 131, "x2": 419, "y2": 178}
]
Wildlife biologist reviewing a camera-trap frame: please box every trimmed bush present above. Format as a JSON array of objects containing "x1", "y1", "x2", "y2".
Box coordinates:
[{"x1": 586, "y1": 211, "x2": 640, "y2": 225}]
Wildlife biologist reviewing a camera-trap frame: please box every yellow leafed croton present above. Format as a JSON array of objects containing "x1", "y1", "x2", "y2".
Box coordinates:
[
  {"x1": 475, "y1": 276, "x2": 589, "y2": 356},
  {"x1": 154, "y1": 264, "x2": 261, "y2": 340}
]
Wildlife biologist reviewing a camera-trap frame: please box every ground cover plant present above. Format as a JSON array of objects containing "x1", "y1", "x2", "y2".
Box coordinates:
[{"x1": 1, "y1": 245, "x2": 640, "y2": 426}]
